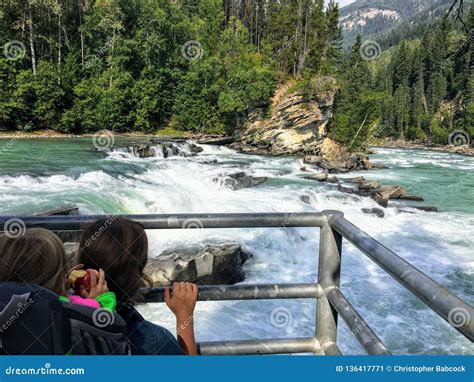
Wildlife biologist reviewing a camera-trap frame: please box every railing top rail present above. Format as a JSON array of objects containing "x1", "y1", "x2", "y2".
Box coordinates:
[
  {"x1": 143, "y1": 283, "x2": 324, "y2": 303},
  {"x1": 0, "y1": 212, "x2": 329, "y2": 231}
]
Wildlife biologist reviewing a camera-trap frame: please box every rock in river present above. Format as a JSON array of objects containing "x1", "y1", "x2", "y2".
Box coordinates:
[
  {"x1": 214, "y1": 172, "x2": 268, "y2": 190},
  {"x1": 65, "y1": 242, "x2": 252, "y2": 286},
  {"x1": 145, "y1": 243, "x2": 252, "y2": 286}
]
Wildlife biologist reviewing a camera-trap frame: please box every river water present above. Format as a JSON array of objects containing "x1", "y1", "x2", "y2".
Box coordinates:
[{"x1": 0, "y1": 138, "x2": 472, "y2": 355}]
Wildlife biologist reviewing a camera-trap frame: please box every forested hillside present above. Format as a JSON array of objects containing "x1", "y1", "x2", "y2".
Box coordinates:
[
  {"x1": 340, "y1": 0, "x2": 448, "y2": 46},
  {"x1": 0, "y1": 0, "x2": 341, "y2": 134},
  {"x1": 0, "y1": 0, "x2": 472, "y2": 150},
  {"x1": 331, "y1": 2, "x2": 474, "y2": 148}
]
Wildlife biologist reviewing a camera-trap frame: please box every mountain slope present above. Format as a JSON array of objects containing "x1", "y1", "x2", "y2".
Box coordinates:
[{"x1": 340, "y1": 0, "x2": 458, "y2": 47}]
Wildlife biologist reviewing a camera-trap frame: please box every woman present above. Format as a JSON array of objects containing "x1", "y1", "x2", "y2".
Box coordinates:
[{"x1": 77, "y1": 218, "x2": 199, "y2": 355}]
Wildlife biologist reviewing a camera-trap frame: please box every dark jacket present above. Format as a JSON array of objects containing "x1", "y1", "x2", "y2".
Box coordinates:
[{"x1": 118, "y1": 303, "x2": 184, "y2": 355}]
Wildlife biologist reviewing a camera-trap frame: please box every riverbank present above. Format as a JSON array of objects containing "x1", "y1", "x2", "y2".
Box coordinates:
[
  {"x1": 0, "y1": 128, "x2": 195, "y2": 140},
  {"x1": 374, "y1": 138, "x2": 474, "y2": 157}
]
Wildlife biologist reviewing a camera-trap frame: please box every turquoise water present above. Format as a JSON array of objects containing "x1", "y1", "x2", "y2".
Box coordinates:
[{"x1": 0, "y1": 138, "x2": 472, "y2": 355}]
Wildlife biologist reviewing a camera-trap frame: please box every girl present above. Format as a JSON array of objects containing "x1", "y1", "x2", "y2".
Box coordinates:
[
  {"x1": 0, "y1": 228, "x2": 114, "y2": 310},
  {"x1": 76, "y1": 218, "x2": 199, "y2": 355}
]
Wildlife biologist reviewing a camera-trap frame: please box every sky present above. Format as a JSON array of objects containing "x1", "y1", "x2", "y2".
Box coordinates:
[
  {"x1": 338, "y1": 0, "x2": 356, "y2": 6},
  {"x1": 325, "y1": 0, "x2": 356, "y2": 7}
]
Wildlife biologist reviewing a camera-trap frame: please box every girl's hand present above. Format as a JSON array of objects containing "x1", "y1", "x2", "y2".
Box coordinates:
[
  {"x1": 80, "y1": 269, "x2": 109, "y2": 299},
  {"x1": 164, "y1": 282, "x2": 198, "y2": 320}
]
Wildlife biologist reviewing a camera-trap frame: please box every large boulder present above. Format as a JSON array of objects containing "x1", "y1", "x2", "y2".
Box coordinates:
[
  {"x1": 64, "y1": 242, "x2": 252, "y2": 286},
  {"x1": 214, "y1": 172, "x2": 267, "y2": 190},
  {"x1": 145, "y1": 243, "x2": 252, "y2": 286},
  {"x1": 373, "y1": 186, "x2": 407, "y2": 208}
]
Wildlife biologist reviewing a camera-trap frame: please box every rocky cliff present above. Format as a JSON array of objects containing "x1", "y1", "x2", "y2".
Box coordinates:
[{"x1": 230, "y1": 77, "x2": 373, "y2": 172}]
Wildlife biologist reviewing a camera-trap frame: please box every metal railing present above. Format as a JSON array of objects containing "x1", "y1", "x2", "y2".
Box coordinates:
[{"x1": 0, "y1": 211, "x2": 472, "y2": 355}]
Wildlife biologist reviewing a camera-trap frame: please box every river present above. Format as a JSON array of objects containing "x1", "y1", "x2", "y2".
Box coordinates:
[{"x1": 0, "y1": 137, "x2": 472, "y2": 355}]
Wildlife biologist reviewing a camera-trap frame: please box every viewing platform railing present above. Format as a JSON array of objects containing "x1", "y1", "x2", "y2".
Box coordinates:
[{"x1": 1, "y1": 211, "x2": 472, "y2": 355}]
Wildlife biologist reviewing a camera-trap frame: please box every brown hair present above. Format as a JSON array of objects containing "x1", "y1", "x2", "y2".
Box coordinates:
[
  {"x1": 0, "y1": 228, "x2": 67, "y2": 294},
  {"x1": 77, "y1": 218, "x2": 152, "y2": 304}
]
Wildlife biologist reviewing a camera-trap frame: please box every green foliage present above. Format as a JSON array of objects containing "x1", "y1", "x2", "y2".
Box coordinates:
[
  {"x1": 337, "y1": 6, "x2": 474, "y2": 147},
  {"x1": 2, "y1": 0, "x2": 470, "y2": 150},
  {"x1": 431, "y1": 118, "x2": 449, "y2": 144},
  {"x1": 0, "y1": 0, "x2": 279, "y2": 134}
]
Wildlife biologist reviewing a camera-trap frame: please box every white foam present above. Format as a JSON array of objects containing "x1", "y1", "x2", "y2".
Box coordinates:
[{"x1": 0, "y1": 144, "x2": 472, "y2": 354}]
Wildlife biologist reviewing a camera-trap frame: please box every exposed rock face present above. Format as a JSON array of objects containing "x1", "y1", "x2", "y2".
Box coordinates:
[
  {"x1": 230, "y1": 77, "x2": 373, "y2": 171},
  {"x1": 145, "y1": 244, "x2": 252, "y2": 286}
]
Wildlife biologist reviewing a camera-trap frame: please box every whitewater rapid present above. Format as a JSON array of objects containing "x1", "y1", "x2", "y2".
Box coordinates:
[{"x1": 0, "y1": 139, "x2": 472, "y2": 354}]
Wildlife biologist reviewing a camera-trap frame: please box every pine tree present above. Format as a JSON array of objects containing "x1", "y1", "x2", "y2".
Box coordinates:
[{"x1": 325, "y1": 0, "x2": 343, "y2": 71}]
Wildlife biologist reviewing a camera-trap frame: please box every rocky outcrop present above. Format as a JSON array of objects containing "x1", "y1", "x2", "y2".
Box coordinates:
[
  {"x1": 229, "y1": 77, "x2": 375, "y2": 172},
  {"x1": 303, "y1": 171, "x2": 433, "y2": 211},
  {"x1": 214, "y1": 172, "x2": 267, "y2": 190},
  {"x1": 145, "y1": 243, "x2": 252, "y2": 286},
  {"x1": 65, "y1": 242, "x2": 252, "y2": 286},
  {"x1": 342, "y1": 176, "x2": 430, "y2": 209},
  {"x1": 112, "y1": 141, "x2": 203, "y2": 159},
  {"x1": 303, "y1": 152, "x2": 381, "y2": 173},
  {"x1": 197, "y1": 136, "x2": 234, "y2": 145}
]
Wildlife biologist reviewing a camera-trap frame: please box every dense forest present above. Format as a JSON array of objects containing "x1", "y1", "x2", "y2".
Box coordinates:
[
  {"x1": 0, "y1": 0, "x2": 472, "y2": 149},
  {"x1": 331, "y1": 2, "x2": 474, "y2": 148},
  {"x1": 0, "y1": 0, "x2": 341, "y2": 134},
  {"x1": 378, "y1": 15, "x2": 474, "y2": 145}
]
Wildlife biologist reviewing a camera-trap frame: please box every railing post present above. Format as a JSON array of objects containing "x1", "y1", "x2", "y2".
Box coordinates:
[{"x1": 316, "y1": 211, "x2": 343, "y2": 355}]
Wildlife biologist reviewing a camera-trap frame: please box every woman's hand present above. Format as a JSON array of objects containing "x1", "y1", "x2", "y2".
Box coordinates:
[
  {"x1": 164, "y1": 282, "x2": 198, "y2": 320},
  {"x1": 80, "y1": 269, "x2": 109, "y2": 299}
]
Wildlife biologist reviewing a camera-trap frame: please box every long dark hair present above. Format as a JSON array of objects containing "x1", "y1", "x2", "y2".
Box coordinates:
[{"x1": 77, "y1": 217, "x2": 152, "y2": 304}]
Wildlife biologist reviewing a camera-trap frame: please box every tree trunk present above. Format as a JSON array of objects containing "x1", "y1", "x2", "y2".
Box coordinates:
[
  {"x1": 78, "y1": 0, "x2": 84, "y2": 67},
  {"x1": 58, "y1": 5, "x2": 62, "y2": 85},
  {"x1": 28, "y1": 5, "x2": 37, "y2": 75},
  {"x1": 109, "y1": 29, "x2": 116, "y2": 90}
]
